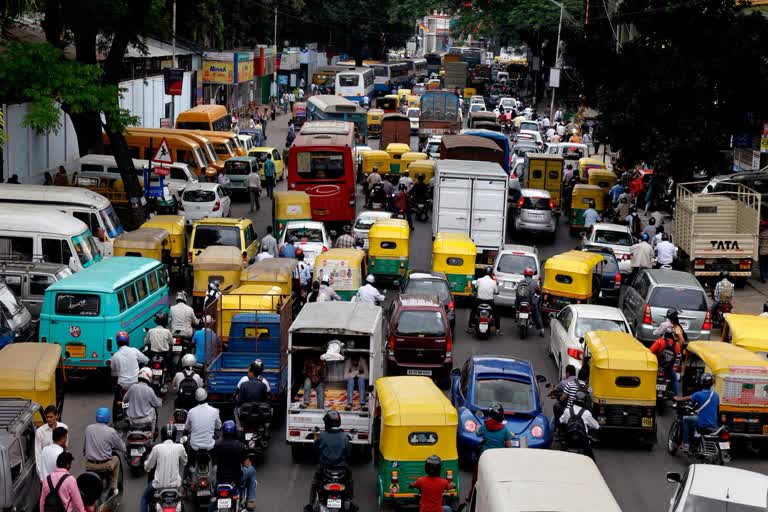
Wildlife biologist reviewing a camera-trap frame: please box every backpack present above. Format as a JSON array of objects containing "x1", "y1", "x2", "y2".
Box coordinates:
[
  {"x1": 565, "y1": 406, "x2": 588, "y2": 445},
  {"x1": 516, "y1": 279, "x2": 531, "y2": 301},
  {"x1": 177, "y1": 371, "x2": 199, "y2": 401},
  {"x1": 576, "y1": 380, "x2": 594, "y2": 411},
  {"x1": 44, "y1": 474, "x2": 70, "y2": 512},
  {"x1": 658, "y1": 339, "x2": 677, "y2": 369}
]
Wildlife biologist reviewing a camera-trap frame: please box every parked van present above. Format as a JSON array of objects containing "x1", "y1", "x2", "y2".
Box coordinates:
[
  {"x1": 0, "y1": 205, "x2": 102, "y2": 271},
  {"x1": 39, "y1": 257, "x2": 170, "y2": 371},
  {"x1": 0, "y1": 399, "x2": 45, "y2": 512},
  {"x1": 0, "y1": 183, "x2": 124, "y2": 241},
  {"x1": 101, "y1": 131, "x2": 211, "y2": 178},
  {"x1": 0, "y1": 261, "x2": 72, "y2": 318}
]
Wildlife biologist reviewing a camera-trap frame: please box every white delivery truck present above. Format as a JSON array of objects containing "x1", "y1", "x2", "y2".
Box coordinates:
[
  {"x1": 432, "y1": 160, "x2": 509, "y2": 269},
  {"x1": 286, "y1": 302, "x2": 383, "y2": 462}
]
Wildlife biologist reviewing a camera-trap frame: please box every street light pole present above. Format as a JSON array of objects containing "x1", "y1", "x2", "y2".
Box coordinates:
[
  {"x1": 273, "y1": 4, "x2": 278, "y2": 100},
  {"x1": 170, "y1": 0, "x2": 176, "y2": 125},
  {"x1": 549, "y1": 0, "x2": 563, "y2": 121}
]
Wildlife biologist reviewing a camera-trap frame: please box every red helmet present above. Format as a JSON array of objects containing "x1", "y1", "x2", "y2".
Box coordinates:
[
  {"x1": 523, "y1": 267, "x2": 534, "y2": 277},
  {"x1": 116, "y1": 331, "x2": 130, "y2": 346}
]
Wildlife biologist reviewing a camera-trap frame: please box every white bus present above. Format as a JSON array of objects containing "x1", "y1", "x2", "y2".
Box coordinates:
[
  {"x1": 371, "y1": 62, "x2": 409, "y2": 94},
  {"x1": 334, "y1": 67, "x2": 375, "y2": 105},
  {"x1": 403, "y1": 58, "x2": 427, "y2": 80},
  {"x1": 0, "y1": 183, "x2": 124, "y2": 241}
]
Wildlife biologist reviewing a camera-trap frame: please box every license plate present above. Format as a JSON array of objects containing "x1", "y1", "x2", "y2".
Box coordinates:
[
  {"x1": 510, "y1": 439, "x2": 520, "y2": 447},
  {"x1": 680, "y1": 320, "x2": 690, "y2": 330},
  {"x1": 172, "y1": 346, "x2": 183, "y2": 352},
  {"x1": 518, "y1": 312, "x2": 529, "y2": 319},
  {"x1": 719, "y1": 442, "x2": 731, "y2": 450},
  {"x1": 406, "y1": 369, "x2": 432, "y2": 376},
  {"x1": 327, "y1": 499, "x2": 342, "y2": 509},
  {"x1": 217, "y1": 498, "x2": 231, "y2": 508},
  {"x1": 641, "y1": 417, "x2": 654, "y2": 428},
  {"x1": 245, "y1": 433, "x2": 253, "y2": 440},
  {"x1": 197, "y1": 490, "x2": 210, "y2": 497},
  {"x1": 656, "y1": 384, "x2": 667, "y2": 391},
  {"x1": 130, "y1": 448, "x2": 144, "y2": 456},
  {"x1": 479, "y1": 323, "x2": 489, "y2": 333},
  {"x1": 152, "y1": 369, "x2": 163, "y2": 376},
  {"x1": 66, "y1": 344, "x2": 85, "y2": 358}
]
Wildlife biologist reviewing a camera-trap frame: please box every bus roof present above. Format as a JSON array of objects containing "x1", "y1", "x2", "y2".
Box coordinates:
[
  {"x1": 293, "y1": 131, "x2": 354, "y2": 148},
  {"x1": 0, "y1": 204, "x2": 89, "y2": 236},
  {"x1": 0, "y1": 184, "x2": 112, "y2": 210},
  {"x1": 307, "y1": 96, "x2": 365, "y2": 114},
  {"x1": 176, "y1": 104, "x2": 228, "y2": 119},
  {"x1": 299, "y1": 121, "x2": 355, "y2": 135},
  {"x1": 45, "y1": 256, "x2": 163, "y2": 294}
]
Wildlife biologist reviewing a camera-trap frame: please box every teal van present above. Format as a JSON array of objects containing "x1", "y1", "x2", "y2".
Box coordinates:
[{"x1": 39, "y1": 257, "x2": 170, "y2": 371}]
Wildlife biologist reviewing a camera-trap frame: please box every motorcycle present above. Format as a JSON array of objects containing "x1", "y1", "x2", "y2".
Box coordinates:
[
  {"x1": 311, "y1": 466, "x2": 353, "y2": 512},
  {"x1": 368, "y1": 183, "x2": 387, "y2": 210},
  {"x1": 411, "y1": 198, "x2": 430, "y2": 222},
  {"x1": 152, "y1": 488, "x2": 183, "y2": 512},
  {"x1": 212, "y1": 483, "x2": 245, "y2": 512},
  {"x1": 712, "y1": 301, "x2": 733, "y2": 329},
  {"x1": 77, "y1": 460, "x2": 124, "y2": 512},
  {"x1": 667, "y1": 402, "x2": 731, "y2": 465},
  {"x1": 148, "y1": 353, "x2": 169, "y2": 396},
  {"x1": 112, "y1": 383, "x2": 128, "y2": 429},
  {"x1": 171, "y1": 330, "x2": 193, "y2": 374},
  {"x1": 472, "y1": 302, "x2": 495, "y2": 340},
  {"x1": 187, "y1": 449, "x2": 212, "y2": 507},
  {"x1": 126, "y1": 419, "x2": 154, "y2": 477},
  {"x1": 237, "y1": 402, "x2": 273, "y2": 461},
  {"x1": 516, "y1": 301, "x2": 532, "y2": 339},
  {"x1": 656, "y1": 369, "x2": 673, "y2": 413},
  {"x1": 171, "y1": 409, "x2": 188, "y2": 443}
]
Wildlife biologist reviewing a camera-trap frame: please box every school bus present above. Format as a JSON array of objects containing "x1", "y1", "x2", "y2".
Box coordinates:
[
  {"x1": 101, "y1": 131, "x2": 210, "y2": 177},
  {"x1": 127, "y1": 128, "x2": 224, "y2": 172},
  {"x1": 175, "y1": 105, "x2": 232, "y2": 131}
]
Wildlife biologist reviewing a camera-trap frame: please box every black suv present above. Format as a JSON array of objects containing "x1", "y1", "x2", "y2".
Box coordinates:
[{"x1": 582, "y1": 245, "x2": 622, "y2": 304}]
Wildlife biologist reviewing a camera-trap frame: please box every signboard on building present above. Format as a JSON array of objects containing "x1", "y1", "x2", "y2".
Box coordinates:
[
  {"x1": 549, "y1": 68, "x2": 560, "y2": 88},
  {"x1": 236, "y1": 52, "x2": 254, "y2": 83},
  {"x1": 163, "y1": 68, "x2": 185, "y2": 95},
  {"x1": 202, "y1": 52, "x2": 235, "y2": 84}
]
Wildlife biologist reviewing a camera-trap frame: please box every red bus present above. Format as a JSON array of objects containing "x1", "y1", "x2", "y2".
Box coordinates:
[{"x1": 288, "y1": 121, "x2": 356, "y2": 228}]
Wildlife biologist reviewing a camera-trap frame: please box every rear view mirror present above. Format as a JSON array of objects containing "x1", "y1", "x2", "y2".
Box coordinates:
[
  {"x1": 548, "y1": 312, "x2": 556, "y2": 319},
  {"x1": 535, "y1": 374, "x2": 547, "y2": 383},
  {"x1": 666, "y1": 472, "x2": 682, "y2": 484},
  {"x1": 579, "y1": 337, "x2": 585, "y2": 345}
]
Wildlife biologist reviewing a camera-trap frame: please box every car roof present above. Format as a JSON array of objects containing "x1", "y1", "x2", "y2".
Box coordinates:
[
  {"x1": 472, "y1": 356, "x2": 533, "y2": 378},
  {"x1": 687, "y1": 464, "x2": 768, "y2": 506},
  {"x1": 569, "y1": 305, "x2": 626, "y2": 321},
  {"x1": 185, "y1": 182, "x2": 219, "y2": 191},
  {"x1": 645, "y1": 269, "x2": 703, "y2": 289},
  {"x1": 500, "y1": 244, "x2": 538, "y2": 256},
  {"x1": 520, "y1": 188, "x2": 550, "y2": 198},
  {"x1": 407, "y1": 271, "x2": 448, "y2": 281},
  {"x1": 397, "y1": 294, "x2": 442, "y2": 308},
  {"x1": 357, "y1": 210, "x2": 393, "y2": 220},
  {"x1": 593, "y1": 222, "x2": 630, "y2": 233}
]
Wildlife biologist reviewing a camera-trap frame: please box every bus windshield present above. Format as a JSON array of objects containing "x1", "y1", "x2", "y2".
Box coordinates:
[
  {"x1": 99, "y1": 205, "x2": 124, "y2": 238},
  {"x1": 194, "y1": 147, "x2": 209, "y2": 167},
  {"x1": 296, "y1": 151, "x2": 346, "y2": 179},
  {"x1": 72, "y1": 230, "x2": 101, "y2": 266}
]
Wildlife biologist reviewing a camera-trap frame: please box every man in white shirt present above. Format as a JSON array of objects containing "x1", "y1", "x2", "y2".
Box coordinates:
[
  {"x1": 655, "y1": 233, "x2": 677, "y2": 267},
  {"x1": 355, "y1": 275, "x2": 385, "y2": 304},
  {"x1": 35, "y1": 405, "x2": 68, "y2": 470},
  {"x1": 630, "y1": 234, "x2": 655, "y2": 281},
  {"x1": 38, "y1": 426, "x2": 67, "y2": 480},
  {"x1": 248, "y1": 167, "x2": 261, "y2": 213},
  {"x1": 141, "y1": 425, "x2": 187, "y2": 512},
  {"x1": 256, "y1": 247, "x2": 274, "y2": 262},
  {"x1": 260, "y1": 226, "x2": 279, "y2": 258},
  {"x1": 469, "y1": 265, "x2": 501, "y2": 335},
  {"x1": 556, "y1": 122, "x2": 566, "y2": 137},
  {"x1": 170, "y1": 292, "x2": 199, "y2": 339},
  {"x1": 542, "y1": 116, "x2": 551, "y2": 129},
  {"x1": 111, "y1": 333, "x2": 149, "y2": 390},
  {"x1": 184, "y1": 388, "x2": 222, "y2": 467},
  {"x1": 546, "y1": 127, "x2": 556, "y2": 142}
]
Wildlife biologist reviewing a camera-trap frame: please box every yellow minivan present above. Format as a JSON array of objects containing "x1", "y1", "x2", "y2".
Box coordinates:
[{"x1": 188, "y1": 217, "x2": 260, "y2": 266}]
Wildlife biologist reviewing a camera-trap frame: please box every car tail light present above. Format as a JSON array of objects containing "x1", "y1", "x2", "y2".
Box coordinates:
[
  {"x1": 212, "y1": 200, "x2": 221, "y2": 212},
  {"x1": 517, "y1": 197, "x2": 525, "y2": 208},
  {"x1": 740, "y1": 259, "x2": 752, "y2": 270},
  {"x1": 720, "y1": 430, "x2": 730, "y2": 441},
  {"x1": 615, "y1": 272, "x2": 621, "y2": 287},
  {"x1": 531, "y1": 425, "x2": 544, "y2": 438},
  {"x1": 288, "y1": 430, "x2": 300, "y2": 437},
  {"x1": 642, "y1": 304, "x2": 652, "y2": 325},
  {"x1": 446, "y1": 333, "x2": 452, "y2": 353},
  {"x1": 703, "y1": 311, "x2": 712, "y2": 330},
  {"x1": 357, "y1": 432, "x2": 368, "y2": 440},
  {"x1": 567, "y1": 348, "x2": 584, "y2": 360},
  {"x1": 242, "y1": 251, "x2": 248, "y2": 264},
  {"x1": 324, "y1": 483, "x2": 345, "y2": 492},
  {"x1": 448, "y1": 300, "x2": 454, "y2": 311},
  {"x1": 549, "y1": 198, "x2": 554, "y2": 210},
  {"x1": 389, "y1": 333, "x2": 395, "y2": 351},
  {"x1": 694, "y1": 258, "x2": 705, "y2": 269},
  {"x1": 322, "y1": 245, "x2": 328, "y2": 253}
]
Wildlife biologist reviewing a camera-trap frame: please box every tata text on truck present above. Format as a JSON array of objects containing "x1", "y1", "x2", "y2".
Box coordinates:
[
  {"x1": 674, "y1": 182, "x2": 760, "y2": 285},
  {"x1": 286, "y1": 302, "x2": 383, "y2": 461}
]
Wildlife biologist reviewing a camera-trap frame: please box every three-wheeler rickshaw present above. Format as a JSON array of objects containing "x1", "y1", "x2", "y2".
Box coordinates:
[
  {"x1": 367, "y1": 219, "x2": 410, "y2": 285},
  {"x1": 432, "y1": 232, "x2": 477, "y2": 297},
  {"x1": 540, "y1": 251, "x2": 603, "y2": 314}
]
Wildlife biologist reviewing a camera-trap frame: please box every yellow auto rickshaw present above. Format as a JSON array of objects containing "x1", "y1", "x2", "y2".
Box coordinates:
[
  {"x1": 568, "y1": 184, "x2": 605, "y2": 235},
  {"x1": 400, "y1": 152, "x2": 427, "y2": 172},
  {"x1": 374, "y1": 376, "x2": 460, "y2": 510},
  {"x1": 367, "y1": 108, "x2": 384, "y2": 138},
  {"x1": 217, "y1": 283, "x2": 284, "y2": 342},
  {"x1": 0, "y1": 343, "x2": 64, "y2": 414},
  {"x1": 142, "y1": 215, "x2": 187, "y2": 282},
  {"x1": 406, "y1": 95, "x2": 420, "y2": 108},
  {"x1": 192, "y1": 246, "x2": 244, "y2": 311},
  {"x1": 313, "y1": 248, "x2": 366, "y2": 301},
  {"x1": 407, "y1": 160, "x2": 436, "y2": 184},
  {"x1": 385, "y1": 143, "x2": 412, "y2": 174},
  {"x1": 681, "y1": 342, "x2": 768, "y2": 445},
  {"x1": 361, "y1": 150, "x2": 391, "y2": 177},
  {"x1": 368, "y1": 219, "x2": 410, "y2": 284},
  {"x1": 721, "y1": 313, "x2": 768, "y2": 360},
  {"x1": 583, "y1": 331, "x2": 658, "y2": 444},
  {"x1": 272, "y1": 191, "x2": 311, "y2": 238},
  {"x1": 541, "y1": 250, "x2": 603, "y2": 313},
  {"x1": 113, "y1": 227, "x2": 170, "y2": 261},
  {"x1": 587, "y1": 168, "x2": 617, "y2": 193},
  {"x1": 463, "y1": 87, "x2": 477, "y2": 100},
  {"x1": 579, "y1": 157, "x2": 607, "y2": 176},
  {"x1": 432, "y1": 232, "x2": 477, "y2": 296}
]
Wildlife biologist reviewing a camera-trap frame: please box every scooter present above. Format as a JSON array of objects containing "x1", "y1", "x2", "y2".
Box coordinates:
[
  {"x1": 311, "y1": 467, "x2": 353, "y2": 512},
  {"x1": 667, "y1": 402, "x2": 731, "y2": 465},
  {"x1": 171, "y1": 330, "x2": 193, "y2": 374},
  {"x1": 152, "y1": 488, "x2": 183, "y2": 512},
  {"x1": 212, "y1": 483, "x2": 245, "y2": 512},
  {"x1": 412, "y1": 199, "x2": 430, "y2": 222},
  {"x1": 148, "y1": 353, "x2": 169, "y2": 396},
  {"x1": 187, "y1": 449, "x2": 213, "y2": 507},
  {"x1": 76, "y1": 454, "x2": 124, "y2": 512},
  {"x1": 712, "y1": 301, "x2": 733, "y2": 329},
  {"x1": 656, "y1": 369, "x2": 673, "y2": 413},
  {"x1": 472, "y1": 302, "x2": 495, "y2": 340},
  {"x1": 126, "y1": 419, "x2": 154, "y2": 477},
  {"x1": 516, "y1": 301, "x2": 532, "y2": 339},
  {"x1": 237, "y1": 402, "x2": 273, "y2": 461}
]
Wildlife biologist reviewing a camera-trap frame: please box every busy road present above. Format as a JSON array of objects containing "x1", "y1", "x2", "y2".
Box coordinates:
[{"x1": 50, "y1": 112, "x2": 766, "y2": 512}]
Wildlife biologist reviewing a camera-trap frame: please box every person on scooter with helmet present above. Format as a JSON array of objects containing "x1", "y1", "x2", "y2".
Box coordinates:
[
  {"x1": 110, "y1": 330, "x2": 149, "y2": 414},
  {"x1": 141, "y1": 424, "x2": 187, "y2": 512},
  {"x1": 84, "y1": 407, "x2": 125, "y2": 496},
  {"x1": 674, "y1": 373, "x2": 720, "y2": 453},
  {"x1": 409, "y1": 455, "x2": 455, "y2": 512},
  {"x1": 410, "y1": 173, "x2": 429, "y2": 206},
  {"x1": 172, "y1": 354, "x2": 203, "y2": 410},
  {"x1": 711, "y1": 270, "x2": 734, "y2": 323},
  {"x1": 470, "y1": 402, "x2": 513, "y2": 490},
  {"x1": 468, "y1": 265, "x2": 501, "y2": 335},
  {"x1": 306, "y1": 411, "x2": 352, "y2": 511},
  {"x1": 184, "y1": 388, "x2": 222, "y2": 468},
  {"x1": 123, "y1": 367, "x2": 162, "y2": 432},
  {"x1": 559, "y1": 391, "x2": 600, "y2": 460},
  {"x1": 170, "y1": 291, "x2": 199, "y2": 340},
  {"x1": 211, "y1": 420, "x2": 257, "y2": 510},
  {"x1": 515, "y1": 267, "x2": 544, "y2": 336},
  {"x1": 145, "y1": 311, "x2": 173, "y2": 373}
]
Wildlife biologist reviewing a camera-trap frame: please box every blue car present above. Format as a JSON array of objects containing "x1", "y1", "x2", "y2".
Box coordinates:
[{"x1": 450, "y1": 356, "x2": 552, "y2": 464}]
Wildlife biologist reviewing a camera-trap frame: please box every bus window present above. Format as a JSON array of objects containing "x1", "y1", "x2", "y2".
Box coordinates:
[
  {"x1": 73, "y1": 212, "x2": 100, "y2": 234},
  {"x1": 124, "y1": 284, "x2": 137, "y2": 308},
  {"x1": 41, "y1": 238, "x2": 72, "y2": 265},
  {"x1": 136, "y1": 278, "x2": 148, "y2": 300},
  {"x1": 296, "y1": 152, "x2": 345, "y2": 179}
]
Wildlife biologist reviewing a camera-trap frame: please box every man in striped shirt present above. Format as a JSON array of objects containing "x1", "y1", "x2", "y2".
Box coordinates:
[{"x1": 561, "y1": 367, "x2": 592, "y2": 407}]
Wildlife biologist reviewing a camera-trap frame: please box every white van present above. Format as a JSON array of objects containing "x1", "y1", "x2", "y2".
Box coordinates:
[
  {"x1": 0, "y1": 184, "x2": 124, "y2": 241},
  {"x1": 237, "y1": 134, "x2": 255, "y2": 154},
  {"x1": 466, "y1": 449, "x2": 622, "y2": 512},
  {"x1": 0, "y1": 205, "x2": 103, "y2": 272},
  {"x1": 77, "y1": 154, "x2": 197, "y2": 201}
]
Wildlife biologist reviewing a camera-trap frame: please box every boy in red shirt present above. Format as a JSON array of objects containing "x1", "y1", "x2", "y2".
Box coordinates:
[
  {"x1": 649, "y1": 329, "x2": 681, "y2": 396},
  {"x1": 410, "y1": 455, "x2": 456, "y2": 512}
]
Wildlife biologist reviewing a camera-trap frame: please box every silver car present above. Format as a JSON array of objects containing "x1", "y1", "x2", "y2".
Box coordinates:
[
  {"x1": 512, "y1": 189, "x2": 556, "y2": 235},
  {"x1": 619, "y1": 269, "x2": 710, "y2": 344},
  {"x1": 492, "y1": 245, "x2": 541, "y2": 307},
  {"x1": 352, "y1": 211, "x2": 393, "y2": 249}
]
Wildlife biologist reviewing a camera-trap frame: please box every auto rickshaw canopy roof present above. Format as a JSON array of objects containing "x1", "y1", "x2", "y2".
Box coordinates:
[
  {"x1": 544, "y1": 250, "x2": 604, "y2": 274},
  {"x1": 376, "y1": 376, "x2": 458, "y2": 427},
  {"x1": 114, "y1": 227, "x2": 169, "y2": 249},
  {"x1": 361, "y1": 150, "x2": 390, "y2": 161},
  {"x1": 432, "y1": 232, "x2": 477, "y2": 256},
  {"x1": 0, "y1": 343, "x2": 60, "y2": 393},
  {"x1": 273, "y1": 190, "x2": 311, "y2": 205},
  {"x1": 314, "y1": 248, "x2": 366, "y2": 266},
  {"x1": 141, "y1": 215, "x2": 186, "y2": 235},
  {"x1": 401, "y1": 152, "x2": 427, "y2": 162},
  {"x1": 369, "y1": 218, "x2": 410, "y2": 239},
  {"x1": 385, "y1": 143, "x2": 412, "y2": 155},
  {"x1": 195, "y1": 246, "x2": 244, "y2": 270},
  {"x1": 408, "y1": 160, "x2": 436, "y2": 172},
  {"x1": 584, "y1": 331, "x2": 658, "y2": 371},
  {"x1": 723, "y1": 314, "x2": 768, "y2": 352},
  {"x1": 686, "y1": 341, "x2": 768, "y2": 374},
  {"x1": 579, "y1": 157, "x2": 608, "y2": 170}
]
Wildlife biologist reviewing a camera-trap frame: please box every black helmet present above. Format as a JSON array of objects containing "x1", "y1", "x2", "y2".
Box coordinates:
[
  {"x1": 249, "y1": 359, "x2": 264, "y2": 376},
  {"x1": 666, "y1": 308, "x2": 679, "y2": 323},
  {"x1": 588, "y1": 199, "x2": 596, "y2": 208},
  {"x1": 488, "y1": 402, "x2": 504, "y2": 423},
  {"x1": 661, "y1": 232, "x2": 670, "y2": 241},
  {"x1": 161, "y1": 423, "x2": 178, "y2": 442},
  {"x1": 700, "y1": 373, "x2": 714, "y2": 389},
  {"x1": 416, "y1": 173, "x2": 425, "y2": 183},
  {"x1": 323, "y1": 410, "x2": 341, "y2": 432},
  {"x1": 485, "y1": 265, "x2": 493, "y2": 276},
  {"x1": 154, "y1": 311, "x2": 168, "y2": 327},
  {"x1": 425, "y1": 455, "x2": 442, "y2": 477},
  {"x1": 720, "y1": 270, "x2": 729, "y2": 279},
  {"x1": 648, "y1": 216, "x2": 656, "y2": 225},
  {"x1": 763, "y1": 301, "x2": 768, "y2": 313}
]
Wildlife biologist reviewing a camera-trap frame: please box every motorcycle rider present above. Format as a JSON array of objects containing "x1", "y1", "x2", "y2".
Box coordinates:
[
  {"x1": 410, "y1": 173, "x2": 430, "y2": 206},
  {"x1": 123, "y1": 367, "x2": 162, "y2": 432},
  {"x1": 710, "y1": 270, "x2": 734, "y2": 322},
  {"x1": 211, "y1": 420, "x2": 257, "y2": 510},
  {"x1": 110, "y1": 330, "x2": 149, "y2": 412},
  {"x1": 393, "y1": 184, "x2": 413, "y2": 229},
  {"x1": 170, "y1": 291, "x2": 199, "y2": 340},
  {"x1": 334, "y1": 225, "x2": 357, "y2": 249},
  {"x1": 409, "y1": 455, "x2": 455, "y2": 512},
  {"x1": 559, "y1": 391, "x2": 600, "y2": 460},
  {"x1": 398, "y1": 170, "x2": 414, "y2": 192},
  {"x1": 471, "y1": 402, "x2": 512, "y2": 490},
  {"x1": 172, "y1": 354, "x2": 204, "y2": 410},
  {"x1": 84, "y1": 407, "x2": 125, "y2": 496},
  {"x1": 551, "y1": 365, "x2": 577, "y2": 422},
  {"x1": 649, "y1": 329, "x2": 681, "y2": 396},
  {"x1": 193, "y1": 315, "x2": 219, "y2": 366},
  {"x1": 306, "y1": 411, "x2": 352, "y2": 512},
  {"x1": 655, "y1": 232, "x2": 677, "y2": 268},
  {"x1": 583, "y1": 199, "x2": 602, "y2": 230},
  {"x1": 236, "y1": 363, "x2": 270, "y2": 406},
  {"x1": 518, "y1": 267, "x2": 543, "y2": 336},
  {"x1": 366, "y1": 167, "x2": 382, "y2": 199},
  {"x1": 317, "y1": 276, "x2": 343, "y2": 302},
  {"x1": 468, "y1": 265, "x2": 501, "y2": 335},
  {"x1": 654, "y1": 308, "x2": 688, "y2": 347},
  {"x1": 355, "y1": 274, "x2": 385, "y2": 304},
  {"x1": 141, "y1": 424, "x2": 187, "y2": 512},
  {"x1": 184, "y1": 388, "x2": 222, "y2": 468},
  {"x1": 674, "y1": 373, "x2": 720, "y2": 453},
  {"x1": 144, "y1": 311, "x2": 173, "y2": 372},
  {"x1": 237, "y1": 359, "x2": 272, "y2": 394}
]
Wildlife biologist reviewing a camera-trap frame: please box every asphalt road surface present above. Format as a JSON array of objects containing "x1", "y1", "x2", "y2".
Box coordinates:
[{"x1": 60, "y1": 113, "x2": 766, "y2": 512}]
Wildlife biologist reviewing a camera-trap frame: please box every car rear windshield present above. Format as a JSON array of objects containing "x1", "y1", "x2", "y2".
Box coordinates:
[
  {"x1": 496, "y1": 254, "x2": 537, "y2": 274},
  {"x1": 651, "y1": 287, "x2": 707, "y2": 312},
  {"x1": 193, "y1": 226, "x2": 241, "y2": 250},
  {"x1": 224, "y1": 161, "x2": 252, "y2": 175},
  {"x1": 595, "y1": 230, "x2": 632, "y2": 246},
  {"x1": 396, "y1": 310, "x2": 446, "y2": 337},
  {"x1": 522, "y1": 197, "x2": 551, "y2": 210},
  {"x1": 574, "y1": 318, "x2": 628, "y2": 337},
  {"x1": 183, "y1": 190, "x2": 216, "y2": 202},
  {"x1": 404, "y1": 279, "x2": 451, "y2": 303},
  {"x1": 474, "y1": 378, "x2": 532, "y2": 411},
  {"x1": 285, "y1": 228, "x2": 323, "y2": 243}
]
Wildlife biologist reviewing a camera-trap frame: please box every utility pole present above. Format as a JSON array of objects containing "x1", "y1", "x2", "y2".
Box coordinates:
[
  {"x1": 170, "y1": 0, "x2": 176, "y2": 125},
  {"x1": 549, "y1": 0, "x2": 563, "y2": 121},
  {"x1": 273, "y1": 4, "x2": 278, "y2": 100}
]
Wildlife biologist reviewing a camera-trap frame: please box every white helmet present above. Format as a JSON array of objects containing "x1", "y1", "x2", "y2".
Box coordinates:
[
  {"x1": 181, "y1": 354, "x2": 197, "y2": 368},
  {"x1": 138, "y1": 367, "x2": 153, "y2": 383},
  {"x1": 194, "y1": 388, "x2": 208, "y2": 403},
  {"x1": 176, "y1": 291, "x2": 188, "y2": 303},
  {"x1": 203, "y1": 315, "x2": 214, "y2": 326},
  {"x1": 366, "y1": 274, "x2": 375, "y2": 284}
]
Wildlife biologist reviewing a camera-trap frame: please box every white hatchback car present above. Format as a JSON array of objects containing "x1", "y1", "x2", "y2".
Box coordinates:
[
  {"x1": 279, "y1": 221, "x2": 330, "y2": 267},
  {"x1": 352, "y1": 211, "x2": 393, "y2": 249},
  {"x1": 582, "y1": 223, "x2": 634, "y2": 273},
  {"x1": 667, "y1": 464, "x2": 768, "y2": 512},
  {"x1": 180, "y1": 182, "x2": 231, "y2": 224},
  {"x1": 548, "y1": 304, "x2": 631, "y2": 378}
]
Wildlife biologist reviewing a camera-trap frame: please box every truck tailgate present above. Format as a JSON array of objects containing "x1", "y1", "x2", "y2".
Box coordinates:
[
  {"x1": 691, "y1": 234, "x2": 757, "y2": 260},
  {"x1": 470, "y1": 178, "x2": 507, "y2": 250},
  {"x1": 287, "y1": 409, "x2": 372, "y2": 444}
]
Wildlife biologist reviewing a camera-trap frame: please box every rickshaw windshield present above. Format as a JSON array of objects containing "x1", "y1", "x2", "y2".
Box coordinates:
[
  {"x1": 474, "y1": 378, "x2": 532, "y2": 411},
  {"x1": 496, "y1": 254, "x2": 537, "y2": 274},
  {"x1": 403, "y1": 280, "x2": 451, "y2": 303},
  {"x1": 594, "y1": 229, "x2": 632, "y2": 246},
  {"x1": 193, "y1": 226, "x2": 241, "y2": 249},
  {"x1": 396, "y1": 311, "x2": 445, "y2": 336},
  {"x1": 574, "y1": 318, "x2": 628, "y2": 337},
  {"x1": 650, "y1": 287, "x2": 707, "y2": 311}
]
